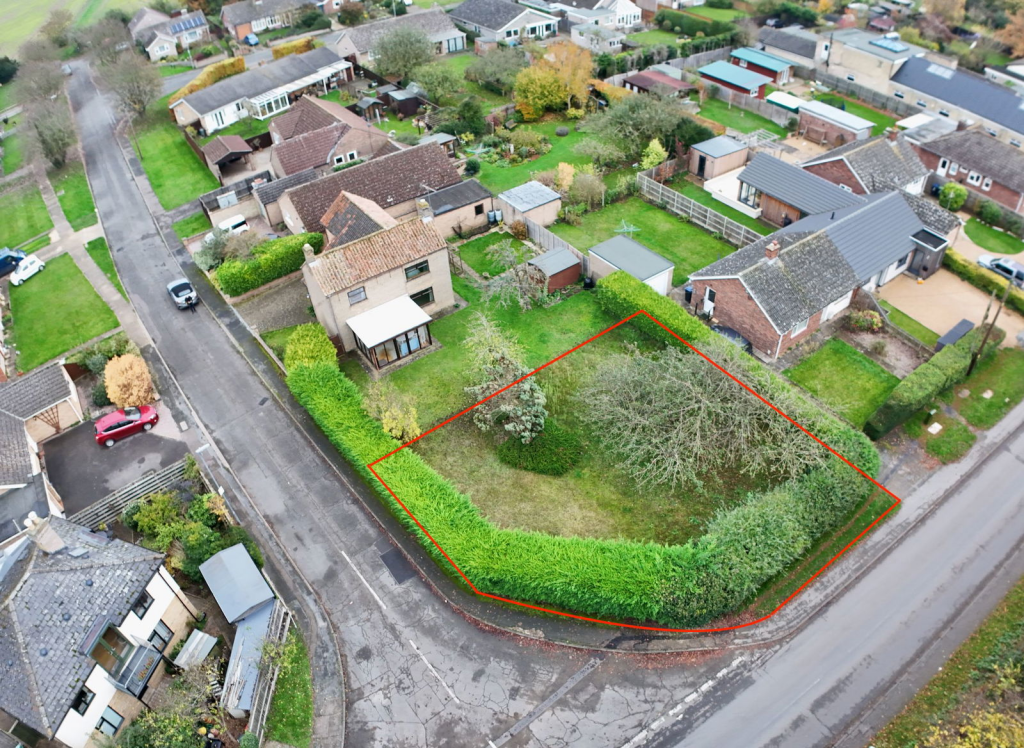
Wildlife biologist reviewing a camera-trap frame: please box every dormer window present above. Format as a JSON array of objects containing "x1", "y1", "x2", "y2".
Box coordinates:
[{"x1": 90, "y1": 625, "x2": 132, "y2": 676}]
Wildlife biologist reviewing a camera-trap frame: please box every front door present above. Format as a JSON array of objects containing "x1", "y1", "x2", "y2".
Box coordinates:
[
  {"x1": 697, "y1": 155, "x2": 707, "y2": 178},
  {"x1": 703, "y1": 287, "x2": 716, "y2": 316}
]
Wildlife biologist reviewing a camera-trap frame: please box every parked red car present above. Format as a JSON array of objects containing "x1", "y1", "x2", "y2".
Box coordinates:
[{"x1": 94, "y1": 406, "x2": 159, "y2": 447}]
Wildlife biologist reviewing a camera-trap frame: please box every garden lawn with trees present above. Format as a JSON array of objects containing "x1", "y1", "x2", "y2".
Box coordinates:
[
  {"x1": 667, "y1": 175, "x2": 774, "y2": 235},
  {"x1": 475, "y1": 120, "x2": 588, "y2": 194},
  {"x1": 49, "y1": 162, "x2": 97, "y2": 231},
  {"x1": 964, "y1": 216, "x2": 1024, "y2": 255},
  {"x1": 0, "y1": 184, "x2": 53, "y2": 248},
  {"x1": 456, "y1": 232, "x2": 528, "y2": 277},
  {"x1": 9, "y1": 253, "x2": 119, "y2": 371},
  {"x1": 550, "y1": 196, "x2": 736, "y2": 285},
  {"x1": 437, "y1": 53, "x2": 511, "y2": 110}
]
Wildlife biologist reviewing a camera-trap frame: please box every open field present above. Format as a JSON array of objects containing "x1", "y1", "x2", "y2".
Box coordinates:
[{"x1": 0, "y1": 0, "x2": 150, "y2": 57}]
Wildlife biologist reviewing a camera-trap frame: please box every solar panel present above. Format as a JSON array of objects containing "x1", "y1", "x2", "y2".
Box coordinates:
[
  {"x1": 926, "y1": 62, "x2": 955, "y2": 79},
  {"x1": 869, "y1": 38, "x2": 908, "y2": 53},
  {"x1": 170, "y1": 15, "x2": 205, "y2": 34}
]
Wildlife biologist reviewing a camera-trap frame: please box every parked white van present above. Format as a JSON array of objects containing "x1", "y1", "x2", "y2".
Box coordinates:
[{"x1": 203, "y1": 214, "x2": 250, "y2": 246}]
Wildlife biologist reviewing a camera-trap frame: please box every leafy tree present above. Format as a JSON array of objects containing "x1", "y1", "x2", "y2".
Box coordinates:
[
  {"x1": 338, "y1": 2, "x2": 365, "y2": 26},
  {"x1": 673, "y1": 116, "x2": 715, "y2": 151},
  {"x1": 514, "y1": 65, "x2": 564, "y2": 121},
  {"x1": 100, "y1": 53, "x2": 163, "y2": 116},
  {"x1": 364, "y1": 379, "x2": 421, "y2": 441},
  {"x1": 23, "y1": 97, "x2": 76, "y2": 168},
  {"x1": 371, "y1": 26, "x2": 433, "y2": 81},
  {"x1": 0, "y1": 56, "x2": 17, "y2": 86},
  {"x1": 580, "y1": 344, "x2": 826, "y2": 489},
  {"x1": 18, "y1": 39, "x2": 60, "y2": 63},
  {"x1": 40, "y1": 9, "x2": 74, "y2": 46},
  {"x1": 940, "y1": 181, "x2": 968, "y2": 211},
  {"x1": 573, "y1": 138, "x2": 625, "y2": 170},
  {"x1": 464, "y1": 157, "x2": 481, "y2": 176},
  {"x1": 411, "y1": 61, "x2": 462, "y2": 104},
  {"x1": 434, "y1": 95, "x2": 487, "y2": 136},
  {"x1": 978, "y1": 200, "x2": 1003, "y2": 226},
  {"x1": 104, "y1": 354, "x2": 156, "y2": 408},
  {"x1": 999, "y1": 10, "x2": 1024, "y2": 57},
  {"x1": 150, "y1": 0, "x2": 182, "y2": 15},
  {"x1": 568, "y1": 172, "x2": 605, "y2": 210},
  {"x1": 586, "y1": 94, "x2": 683, "y2": 160},
  {"x1": 484, "y1": 238, "x2": 548, "y2": 311},
  {"x1": 465, "y1": 313, "x2": 547, "y2": 443},
  {"x1": 640, "y1": 138, "x2": 668, "y2": 171},
  {"x1": 466, "y1": 45, "x2": 528, "y2": 95},
  {"x1": 542, "y1": 41, "x2": 592, "y2": 111},
  {"x1": 103, "y1": 8, "x2": 133, "y2": 25}
]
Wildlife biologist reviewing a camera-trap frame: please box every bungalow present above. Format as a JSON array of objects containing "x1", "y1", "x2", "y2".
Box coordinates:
[
  {"x1": 221, "y1": 0, "x2": 337, "y2": 41},
  {"x1": 797, "y1": 99, "x2": 875, "y2": 146},
  {"x1": 547, "y1": 0, "x2": 642, "y2": 28},
  {"x1": 333, "y1": 9, "x2": 466, "y2": 65},
  {"x1": 698, "y1": 60, "x2": 772, "y2": 99},
  {"x1": 495, "y1": 181, "x2": 561, "y2": 226},
  {"x1": 735, "y1": 153, "x2": 865, "y2": 226},
  {"x1": 419, "y1": 178, "x2": 494, "y2": 238},
  {"x1": 729, "y1": 47, "x2": 794, "y2": 85},
  {"x1": 912, "y1": 128, "x2": 1024, "y2": 215},
  {"x1": 302, "y1": 218, "x2": 455, "y2": 364},
  {"x1": 588, "y1": 236, "x2": 673, "y2": 295},
  {"x1": 279, "y1": 142, "x2": 461, "y2": 234},
  {"x1": 689, "y1": 191, "x2": 960, "y2": 359},
  {"x1": 128, "y1": 9, "x2": 210, "y2": 61},
  {"x1": 801, "y1": 134, "x2": 930, "y2": 195},
  {"x1": 449, "y1": 0, "x2": 558, "y2": 43},
  {"x1": 757, "y1": 26, "x2": 825, "y2": 68},
  {"x1": 570, "y1": 24, "x2": 625, "y2": 55},
  {"x1": 621, "y1": 69, "x2": 694, "y2": 97},
  {"x1": 170, "y1": 48, "x2": 353, "y2": 135},
  {"x1": 0, "y1": 516, "x2": 199, "y2": 748},
  {"x1": 984, "y1": 57, "x2": 1024, "y2": 95}
]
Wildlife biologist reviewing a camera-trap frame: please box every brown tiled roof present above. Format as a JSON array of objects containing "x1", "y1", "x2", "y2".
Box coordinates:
[
  {"x1": 322, "y1": 191, "x2": 397, "y2": 248},
  {"x1": 308, "y1": 219, "x2": 446, "y2": 295},
  {"x1": 202, "y1": 134, "x2": 252, "y2": 165},
  {"x1": 285, "y1": 143, "x2": 461, "y2": 232},
  {"x1": 273, "y1": 123, "x2": 350, "y2": 176},
  {"x1": 269, "y1": 95, "x2": 371, "y2": 141}
]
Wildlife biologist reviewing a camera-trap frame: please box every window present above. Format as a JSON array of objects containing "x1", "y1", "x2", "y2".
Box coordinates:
[
  {"x1": 938, "y1": 109, "x2": 950, "y2": 117},
  {"x1": 846, "y1": 74, "x2": 855, "y2": 82},
  {"x1": 791, "y1": 318, "x2": 809, "y2": 336},
  {"x1": 405, "y1": 260, "x2": 429, "y2": 280},
  {"x1": 235, "y1": 101, "x2": 245, "y2": 112},
  {"x1": 474, "y1": 203, "x2": 484, "y2": 215},
  {"x1": 333, "y1": 155, "x2": 345, "y2": 165},
  {"x1": 738, "y1": 59, "x2": 748, "y2": 67},
  {"x1": 967, "y1": 172, "x2": 982, "y2": 186},
  {"x1": 748, "y1": 89, "x2": 758, "y2": 97},
  {"x1": 949, "y1": 162, "x2": 959, "y2": 176},
  {"x1": 96, "y1": 707, "x2": 124, "y2": 737},
  {"x1": 132, "y1": 591, "x2": 154, "y2": 619},
  {"x1": 916, "y1": 100, "x2": 927, "y2": 107},
  {"x1": 347, "y1": 151, "x2": 357, "y2": 162},
  {"x1": 347, "y1": 286, "x2": 367, "y2": 305},
  {"x1": 71, "y1": 687, "x2": 95, "y2": 716},
  {"x1": 90, "y1": 625, "x2": 132, "y2": 675},
  {"x1": 839, "y1": 183, "x2": 853, "y2": 192},
  {"x1": 213, "y1": 110, "x2": 225, "y2": 127},
  {"x1": 148, "y1": 620, "x2": 173, "y2": 652},
  {"x1": 896, "y1": 252, "x2": 911, "y2": 267},
  {"x1": 893, "y1": 91, "x2": 905, "y2": 99},
  {"x1": 1011, "y1": 139, "x2": 1022, "y2": 148},
  {"x1": 982, "y1": 177, "x2": 992, "y2": 191},
  {"x1": 411, "y1": 287, "x2": 434, "y2": 306}
]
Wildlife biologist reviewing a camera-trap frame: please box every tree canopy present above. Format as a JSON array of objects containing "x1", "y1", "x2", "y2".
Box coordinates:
[
  {"x1": 371, "y1": 26, "x2": 434, "y2": 81},
  {"x1": 585, "y1": 95, "x2": 684, "y2": 160}
]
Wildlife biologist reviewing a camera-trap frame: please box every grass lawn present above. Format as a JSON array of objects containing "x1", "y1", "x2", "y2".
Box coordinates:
[
  {"x1": 134, "y1": 94, "x2": 220, "y2": 210},
  {"x1": 258, "y1": 26, "x2": 300, "y2": 44},
  {"x1": 413, "y1": 0, "x2": 464, "y2": 7},
  {"x1": 668, "y1": 175, "x2": 774, "y2": 235},
  {"x1": 625, "y1": 30, "x2": 681, "y2": 47},
  {"x1": 456, "y1": 232, "x2": 525, "y2": 277},
  {"x1": 878, "y1": 300, "x2": 940, "y2": 348},
  {"x1": 198, "y1": 115, "x2": 270, "y2": 146},
  {"x1": 0, "y1": 186, "x2": 54, "y2": 248},
  {"x1": 813, "y1": 93, "x2": 897, "y2": 137},
  {"x1": 49, "y1": 163, "x2": 98, "y2": 231},
  {"x1": 952, "y1": 349, "x2": 1024, "y2": 429},
  {"x1": 785, "y1": 339, "x2": 900, "y2": 428},
  {"x1": 263, "y1": 628, "x2": 313, "y2": 748},
  {"x1": 158, "y1": 64, "x2": 194, "y2": 77},
  {"x1": 262, "y1": 324, "x2": 303, "y2": 362},
  {"x1": 687, "y1": 6, "x2": 748, "y2": 20},
  {"x1": 476, "y1": 120, "x2": 588, "y2": 194},
  {"x1": 550, "y1": 196, "x2": 736, "y2": 285},
  {"x1": 172, "y1": 212, "x2": 212, "y2": 241},
  {"x1": 18, "y1": 236, "x2": 50, "y2": 254},
  {"x1": 2, "y1": 133, "x2": 24, "y2": 173},
  {"x1": 436, "y1": 53, "x2": 511, "y2": 110},
  {"x1": 319, "y1": 89, "x2": 355, "y2": 106},
  {"x1": 9, "y1": 253, "x2": 119, "y2": 371},
  {"x1": 0, "y1": 85, "x2": 13, "y2": 112},
  {"x1": 698, "y1": 98, "x2": 788, "y2": 137},
  {"x1": 964, "y1": 217, "x2": 1024, "y2": 255},
  {"x1": 85, "y1": 237, "x2": 127, "y2": 300},
  {"x1": 373, "y1": 115, "x2": 422, "y2": 140}
]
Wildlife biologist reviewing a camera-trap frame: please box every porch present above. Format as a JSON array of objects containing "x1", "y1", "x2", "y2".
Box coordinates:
[{"x1": 348, "y1": 295, "x2": 435, "y2": 370}]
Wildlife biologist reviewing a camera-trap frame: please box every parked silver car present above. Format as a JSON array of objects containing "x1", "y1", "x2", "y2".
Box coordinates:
[{"x1": 166, "y1": 278, "x2": 197, "y2": 309}]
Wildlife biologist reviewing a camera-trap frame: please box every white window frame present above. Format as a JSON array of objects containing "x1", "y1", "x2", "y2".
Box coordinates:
[
  {"x1": 333, "y1": 155, "x2": 345, "y2": 165},
  {"x1": 791, "y1": 318, "x2": 809, "y2": 336},
  {"x1": 949, "y1": 162, "x2": 959, "y2": 176},
  {"x1": 982, "y1": 177, "x2": 992, "y2": 191},
  {"x1": 738, "y1": 59, "x2": 748, "y2": 68},
  {"x1": 347, "y1": 151, "x2": 357, "y2": 162},
  {"x1": 967, "y1": 171, "x2": 982, "y2": 186}
]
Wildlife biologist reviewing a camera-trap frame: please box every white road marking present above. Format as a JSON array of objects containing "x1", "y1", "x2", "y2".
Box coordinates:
[
  {"x1": 409, "y1": 639, "x2": 461, "y2": 704},
  {"x1": 340, "y1": 549, "x2": 387, "y2": 611}
]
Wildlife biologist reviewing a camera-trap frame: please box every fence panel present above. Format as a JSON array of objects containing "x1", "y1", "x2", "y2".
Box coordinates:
[
  {"x1": 70, "y1": 458, "x2": 189, "y2": 530},
  {"x1": 524, "y1": 218, "x2": 589, "y2": 276},
  {"x1": 669, "y1": 46, "x2": 732, "y2": 71},
  {"x1": 239, "y1": 600, "x2": 293, "y2": 742},
  {"x1": 710, "y1": 87, "x2": 794, "y2": 128}
]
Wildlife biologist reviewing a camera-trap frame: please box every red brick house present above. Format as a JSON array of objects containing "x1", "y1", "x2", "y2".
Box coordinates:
[
  {"x1": 698, "y1": 60, "x2": 772, "y2": 99},
  {"x1": 801, "y1": 134, "x2": 930, "y2": 195}
]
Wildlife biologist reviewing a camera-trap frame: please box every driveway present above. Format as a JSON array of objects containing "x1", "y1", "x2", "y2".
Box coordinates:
[
  {"x1": 878, "y1": 270, "x2": 1024, "y2": 346},
  {"x1": 43, "y1": 401, "x2": 188, "y2": 515}
]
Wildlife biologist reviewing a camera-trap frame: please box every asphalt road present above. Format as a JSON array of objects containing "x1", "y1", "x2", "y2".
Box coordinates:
[{"x1": 69, "y1": 60, "x2": 1024, "y2": 748}]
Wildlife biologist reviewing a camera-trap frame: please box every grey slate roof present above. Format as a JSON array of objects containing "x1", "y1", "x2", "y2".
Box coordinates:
[
  {"x1": 450, "y1": 0, "x2": 539, "y2": 31},
  {"x1": 254, "y1": 168, "x2": 320, "y2": 206},
  {"x1": 758, "y1": 26, "x2": 818, "y2": 59},
  {"x1": 590, "y1": 236, "x2": 673, "y2": 282},
  {"x1": 802, "y1": 135, "x2": 930, "y2": 192},
  {"x1": 739, "y1": 153, "x2": 865, "y2": 215},
  {"x1": 890, "y1": 57, "x2": 1024, "y2": 137},
  {"x1": 0, "y1": 365, "x2": 72, "y2": 487},
  {"x1": 901, "y1": 191, "x2": 962, "y2": 235},
  {"x1": 322, "y1": 193, "x2": 388, "y2": 249},
  {"x1": 222, "y1": 0, "x2": 307, "y2": 27},
  {"x1": 0, "y1": 410, "x2": 32, "y2": 488},
  {"x1": 917, "y1": 129, "x2": 1024, "y2": 194},
  {"x1": 498, "y1": 181, "x2": 560, "y2": 213},
  {"x1": 424, "y1": 179, "x2": 492, "y2": 216},
  {"x1": 0, "y1": 475, "x2": 48, "y2": 543},
  {"x1": 0, "y1": 519, "x2": 163, "y2": 736},
  {"x1": 529, "y1": 247, "x2": 580, "y2": 276},
  {"x1": 199, "y1": 543, "x2": 273, "y2": 624},
  {"x1": 179, "y1": 48, "x2": 343, "y2": 117},
  {"x1": 692, "y1": 135, "x2": 746, "y2": 159},
  {"x1": 336, "y1": 9, "x2": 462, "y2": 54}
]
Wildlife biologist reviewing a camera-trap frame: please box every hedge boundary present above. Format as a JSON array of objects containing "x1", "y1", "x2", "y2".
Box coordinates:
[
  {"x1": 216, "y1": 232, "x2": 323, "y2": 297},
  {"x1": 943, "y1": 249, "x2": 1024, "y2": 318},
  {"x1": 170, "y1": 57, "x2": 246, "y2": 104},
  {"x1": 284, "y1": 273, "x2": 881, "y2": 627}
]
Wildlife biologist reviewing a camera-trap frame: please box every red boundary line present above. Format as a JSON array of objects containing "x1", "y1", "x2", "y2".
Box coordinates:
[{"x1": 367, "y1": 310, "x2": 902, "y2": 633}]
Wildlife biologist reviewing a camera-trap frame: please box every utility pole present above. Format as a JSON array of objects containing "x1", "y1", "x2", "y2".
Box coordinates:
[{"x1": 967, "y1": 280, "x2": 1012, "y2": 376}]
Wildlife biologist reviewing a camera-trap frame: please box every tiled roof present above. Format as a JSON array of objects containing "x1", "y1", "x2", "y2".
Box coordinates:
[
  {"x1": 0, "y1": 519, "x2": 163, "y2": 736},
  {"x1": 139, "y1": 10, "x2": 207, "y2": 46},
  {"x1": 901, "y1": 191, "x2": 962, "y2": 235},
  {"x1": 0, "y1": 475, "x2": 47, "y2": 543},
  {"x1": 222, "y1": 0, "x2": 308, "y2": 27},
  {"x1": 285, "y1": 143, "x2": 460, "y2": 232},
  {"x1": 270, "y1": 97, "x2": 347, "y2": 141},
  {"x1": 322, "y1": 191, "x2": 397, "y2": 249},
  {"x1": 273, "y1": 123, "x2": 349, "y2": 176},
  {"x1": 424, "y1": 179, "x2": 492, "y2": 215},
  {"x1": 758, "y1": 26, "x2": 818, "y2": 59},
  {"x1": 335, "y1": 9, "x2": 462, "y2": 54},
  {"x1": 802, "y1": 135, "x2": 930, "y2": 192},
  {"x1": 201, "y1": 135, "x2": 252, "y2": 165},
  {"x1": 739, "y1": 153, "x2": 865, "y2": 215},
  {"x1": 128, "y1": 7, "x2": 169, "y2": 37},
  {"x1": 254, "y1": 168, "x2": 320, "y2": 206},
  {"x1": 918, "y1": 128, "x2": 1024, "y2": 194},
  {"x1": 307, "y1": 220, "x2": 447, "y2": 295},
  {"x1": 450, "y1": 0, "x2": 543, "y2": 31},
  {"x1": 0, "y1": 365, "x2": 72, "y2": 420},
  {"x1": 0, "y1": 410, "x2": 31, "y2": 487}
]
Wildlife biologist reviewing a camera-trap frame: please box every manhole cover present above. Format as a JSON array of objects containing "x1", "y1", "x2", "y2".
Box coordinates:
[{"x1": 380, "y1": 547, "x2": 416, "y2": 585}]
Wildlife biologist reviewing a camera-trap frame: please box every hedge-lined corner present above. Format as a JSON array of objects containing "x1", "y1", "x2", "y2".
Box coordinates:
[
  {"x1": 170, "y1": 57, "x2": 246, "y2": 104},
  {"x1": 865, "y1": 326, "x2": 1004, "y2": 439},
  {"x1": 652, "y1": 8, "x2": 734, "y2": 36},
  {"x1": 272, "y1": 37, "x2": 315, "y2": 59},
  {"x1": 216, "y1": 233, "x2": 324, "y2": 297},
  {"x1": 943, "y1": 249, "x2": 1024, "y2": 318},
  {"x1": 284, "y1": 274, "x2": 881, "y2": 627}
]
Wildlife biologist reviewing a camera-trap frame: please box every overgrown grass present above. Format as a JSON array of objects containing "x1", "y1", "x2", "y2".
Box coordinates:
[
  {"x1": 263, "y1": 628, "x2": 313, "y2": 748},
  {"x1": 1, "y1": 133, "x2": 24, "y2": 173},
  {"x1": 133, "y1": 94, "x2": 220, "y2": 209},
  {"x1": 172, "y1": 212, "x2": 211, "y2": 242},
  {"x1": 456, "y1": 232, "x2": 525, "y2": 277},
  {"x1": 262, "y1": 324, "x2": 303, "y2": 362},
  {"x1": 476, "y1": 120, "x2": 588, "y2": 194},
  {"x1": 785, "y1": 339, "x2": 900, "y2": 428},
  {"x1": 964, "y1": 217, "x2": 1024, "y2": 256},
  {"x1": 550, "y1": 196, "x2": 735, "y2": 285},
  {"x1": 813, "y1": 93, "x2": 897, "y2": 137},
  {"x1": 954, "y1": 349, "x2": 1024, "y2": 429},
  {"x1": 9, "y1": 253, "x2": 119, "y2": 371},
  {"x1": 0, "y1": 186, "x2": 54, "y2": 248},
  {"x1": 698, "y1": 98, "x2": 788, "y2": 137},
  {"x1": 667, "y1": 175, "x2": 774, "y2": 235},
  {"x1": 924, "y1": 418, "x2": 976, "y2": 463},
  {"x1": 436, "y1": 53, "x2": 511, "y2": 109},
  {"x1": 49, "y1": 163, "x2": 98, "y2": 231},
  {"x1": 878, "y1": 299, "x2": 940, "y2": 348},
  {"x1": 85, "y1": 237, "x2": 127, "y2": 300}
]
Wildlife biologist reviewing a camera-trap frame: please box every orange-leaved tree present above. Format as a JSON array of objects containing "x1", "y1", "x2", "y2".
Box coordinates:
[{"x1": 105, "y1": 354, "x2": 156, "y2": 409}]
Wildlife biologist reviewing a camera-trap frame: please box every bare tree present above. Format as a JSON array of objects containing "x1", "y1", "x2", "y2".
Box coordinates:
[
  {"x1": 484, "y1": 237, "x2": 548, "y2": 311},
  {"x1": 15, "y1": 62, "x2": 64, "y2": 103},
  {"x1": 40, "y1": 9, "x2": 74, "y2": 46},
  {"x1": 100, "y1": 53, "x2": 162, "y2": 117},
  {"x1": 23, "y1": 98, "x2": 76, "y2": 169},
  {"x1": 18, "y1": 39, "x2": 61, "y2": 63},
  {"x1": 580, "y1": 344, "x2": 827, "y2": 490},
  {"x1": 81, "y1": 19, "x2": 131, "y2": 67}
]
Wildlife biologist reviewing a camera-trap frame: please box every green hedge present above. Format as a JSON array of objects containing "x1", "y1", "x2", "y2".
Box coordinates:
[
  {"x1": 654, "y1": 9, "x2": 733, "y2": 36},
  {"x1": 865, "y1": 327, "x2": 1002, "y2": 439},
  {"x1": 595, "y1": 270, "x2": 716, "y2": 349},
  {"x1": 496, "y1": 419, "x2": 583, "y2": 476},
  {"x1": 283, "y1": 323, "x2": 337, "y2": 371},
  {"x1": 286, "y1": 280, "x2": 880, "y2": 626},
  {"x1": 943, "y1": 249, "x2": 1024, "y2": 318},
  {"x1": 216, "y1": 233, "x2": 323, "y2": 297}
]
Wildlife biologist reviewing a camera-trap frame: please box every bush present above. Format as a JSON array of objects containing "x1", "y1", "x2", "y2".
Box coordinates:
[
  {"x1": 464, "y1": 157, "x2": 481, "y2": 176},
  {"x1": 216, "y1": 233, "x2": 323, "y2": 296},
  {"x1": 496, "y1": 419, "x2": 583, "y2": 475},
  {"x1": 272, "y1": 36, "x2": 315, "y2": 60},
  {"x1": 170, "y1": 56, "x2": 245, "y2": 104},
  {"x1": 706, "y1": 0, "x2": 733, "y2": 6},
  {"x1": 239, "y1": 734, "x2": 259, "y2": 748},
  {"x1": 846, "y1": 310, "x2": 882, "y2": 333},
  {"x1": 977, "y1": 200, "x2": 1003, "y2": 226},
  {"x1": 481, "y1": 134, "x2": 503, "y2": 148},
  {"x1": 555, "y1": 126, "x2": 569, "y2": 137},
  {"x1": 943, "y1": 249, "x2": 1024, "y2": 318},
  {"x1": 508, "y1": 220, "x2": 528, "y2": 241},
  {"x1": 91, "y1": 378, "x2": 112, "y2": 407},
  {"x1": 194, "y1": 245, "x2": 222, "y2": 272},
  {"x1": 595, "y1": 271, "x2": 715, "y2": 350},
  {"x1": 939, "y1": 181, "x2": 968, "y2": 211},
  {"x1": 283, "y1": 323, "x2": 337, "y2": 371},
  {"x1": 104, "y1": 354, "x2": 155, "y2": 408}
]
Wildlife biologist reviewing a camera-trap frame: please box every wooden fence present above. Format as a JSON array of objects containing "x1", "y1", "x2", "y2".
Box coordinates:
[
  {"x1": 235, "y1": 600, "x2": 293, "y2": 742},
  {"x1": 813, "y1": 70, "x2": 919, "y2": 119},
  {"x1": 709, "y1": 86, "x2": 795, "y2": 128},
  {"x1": 70, "y1": 458, "x2": 189, "y2": 530},
  {"x1": 636, "y1": 164, "x2": 764, "y2": 248},
  {"x1": 524, "y1": 218, "x2": 589, "y2": 275},
  {"x1": 668, "y1": 46, "x2": 732, "y2": 71}
]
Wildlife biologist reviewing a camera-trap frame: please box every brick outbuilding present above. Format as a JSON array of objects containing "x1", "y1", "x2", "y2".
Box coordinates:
[
  {"x1": 729, "y1": 47, "x2": 794, "y2": 85},
  {"x1": 698, "y1": 60, "x2": 772, "y2": 99}
]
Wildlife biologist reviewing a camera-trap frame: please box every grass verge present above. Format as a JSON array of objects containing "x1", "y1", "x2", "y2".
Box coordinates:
[
  {"x1": 49, "y1": 163, "x2": 98, "y2": 231},
  {"x1": 85, "y1": 237, "x2": 127, "y2": 300},
  {"x1": 1, "y1": 132, "x2": 23, "y2": 173},
  {"x1": 18, "y1": 236, "x2": 50, "y2": 254},
  {"x1": 0, "y1": 185, "x2": 54, "y2": 248},
  {"x1": 953, "y1": 349, "x2": 1024, "y2": 429},
  {"x1": 172, "y1": 211, "x2": 212, "y2": 242},
  {"x1": 263, "y1": 628, "x2": 313, "y2": 748},
  {"x1": 964, "y1": 217, "x2": 1024, "y2": 256},
  {"x1": 878, "y1": 299, "x2": 940, "y2": 348}
]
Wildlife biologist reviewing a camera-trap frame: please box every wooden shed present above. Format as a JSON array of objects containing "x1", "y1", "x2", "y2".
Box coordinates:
[
  {"x1": 688, "y1": 135, "x2": 749, "y2": 181},
  {"x1": 528, "y1": 247, "x2": 581, "y2": 291}
]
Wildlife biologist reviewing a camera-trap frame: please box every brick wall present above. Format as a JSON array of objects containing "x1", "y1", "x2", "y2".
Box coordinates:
[
  {"x1": 798, "y1": 110, "x2": 865, "y2": 148},
  {"x1": 915, "y1": 147, "x2": 1024, "y2": 214},
  {"x1": 802, "y1": 159, "x2": 864, "y2": 193}
]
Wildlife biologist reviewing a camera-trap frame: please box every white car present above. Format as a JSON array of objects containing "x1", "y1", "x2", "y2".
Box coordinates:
[{"x1": 10, "y1": 256, "x2": 44, "y2": 286}]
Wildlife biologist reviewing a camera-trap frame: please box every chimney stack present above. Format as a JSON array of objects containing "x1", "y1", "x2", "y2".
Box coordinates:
[
  {"x1": 302, "y1": 243, "x2": 315, "y2": 261},
  {"x1": 764, "y1": 240, "x2": 780, "y2": 261},
  {"x1": 24, "y1": 513, "x2": 66, "y2": 555},
  {"x1": 886, "y1": 127, "x2": 899, "y2": 142}
]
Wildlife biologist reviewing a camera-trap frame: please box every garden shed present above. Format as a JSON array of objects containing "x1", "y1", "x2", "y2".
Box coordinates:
[
  {"x1": 353, "y1": 97, "x2": 386, "y2": 122},
  {"x1": 495, "y1": 181, "x2": 561, "y2": 226},
  {"x1": 199, "y1": 542, "x2": 273, "y2": 624},
  {"x1": 689, "y1": 135, "x2": 749, "y2": 180},
  {"x1": 588, "y1": 236, "x2": 674, "y2": 295},
  {"x1": 388, "y1": 88, "x2": 422, "y2": 118},
  {"x1": 528, "y1": 247, "x2": 581, "y2": 291}
]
